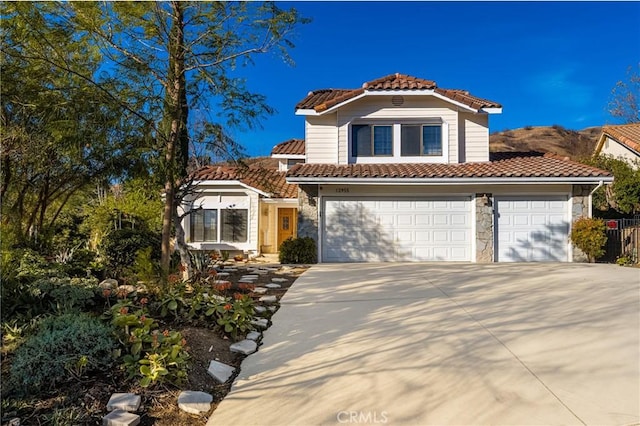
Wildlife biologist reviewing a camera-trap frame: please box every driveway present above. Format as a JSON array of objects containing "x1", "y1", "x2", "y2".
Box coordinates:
[{"x1": 208, "y1": 263, "x2": 640, "y2": 425}]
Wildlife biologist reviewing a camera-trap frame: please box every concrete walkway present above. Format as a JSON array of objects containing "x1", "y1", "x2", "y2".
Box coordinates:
[{"x1": 208, "y1": 263, "x2": 640, "y2": 426}]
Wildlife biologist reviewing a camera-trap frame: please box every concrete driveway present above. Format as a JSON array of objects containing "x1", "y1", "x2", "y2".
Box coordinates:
[{"x1": 208, "y1": 263, "x2": 640, "y2": 426}]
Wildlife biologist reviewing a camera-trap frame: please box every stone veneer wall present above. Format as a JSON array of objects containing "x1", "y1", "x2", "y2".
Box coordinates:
[
  {"x1": 475, "y1": 194, "x2": 494, "y2": 263},
  {"x1": 571, "y1": 184, "x2": 596, "y2": 262},
  {"x1": 297, "y1": 184, "x2": 319, "y2": 240}
]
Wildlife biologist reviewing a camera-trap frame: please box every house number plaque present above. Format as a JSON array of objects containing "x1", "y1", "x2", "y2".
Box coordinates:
[{"x1": 335, "y1": 187, "x2": 350, "y2": 193}]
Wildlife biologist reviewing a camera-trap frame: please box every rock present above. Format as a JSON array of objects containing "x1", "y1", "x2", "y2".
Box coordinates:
[
  {"x1": 256, "y1": 270, "x2": 268, "y2": 275},
  {"x1": 271, "y1": 277, "x2": 288, "y2": 283},
  {"x1": 265, "y1": 283, "x2": 281, "y2": 289},
  {"x1": 250, "y1": 318, "x2": 269, "y2": 329},
  {"x1": 216, "y1": 272, "x2": 230, "y2": 278},
  {"x1": 252, "y1": 287, "x2": 267, "y2": 294},
  {"x1": 246, "y1": 331, "x2": 261, "y2": 341},
  {"x1": 116, "y1": 285, "x2": 136, "y2": 296},
  {"x1": 7, "y1": 418, "x2": 20, "y2": 426},
  {"x1": 207, "y1": 360, "x2": 235, "y2": 383},
  {"x1": 259, "y1": 295, "x2": 277, "y2": 304},
  {"x1": 106, "y1": 393, "x2": 141, "y2": 412},
  {"x1": 99, "y1": 279, "x2": 118, "y2": 290},
  {"x1": 177, "y1": 391, "x2": 213, "y2": 414},
  {"x1": 268, "y1": 306, "x2": 277, "y2": 313},
  {"x1": 253, "y1": 305, "x2": 267, "y2": 314},
  {"x1": 103, "y1": 410, "x2": 140, "y2": 426},
  {"x1": 229, "y1": 339, "x2": 258, "y2": 355}
]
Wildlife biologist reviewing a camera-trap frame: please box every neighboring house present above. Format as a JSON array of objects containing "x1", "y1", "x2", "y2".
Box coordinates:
[
  {"x1": 271, "y1": 138, "x2": 306, "y2": 171},
  {"x1": 182, "y1": 141, "x2": 302, "y2": 256},
  {"x1": 593, "y1": 123, "x2": 640, "y2": 169},
  {"x1": 286, "y1": 73, "x2": 613, "y2": 262}
]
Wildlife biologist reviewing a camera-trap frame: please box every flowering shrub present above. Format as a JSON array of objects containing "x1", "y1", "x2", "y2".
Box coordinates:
[
  {"x1": 216, "y1": 293, "x2": 255, "y2": 341},
  {"x1": 108, "y1": 299, "x2": 189, "y2": 387}
]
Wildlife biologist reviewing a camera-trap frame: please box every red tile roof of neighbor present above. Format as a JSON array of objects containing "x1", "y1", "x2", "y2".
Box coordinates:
[
  {"x1": 192, "y1": 166, "x2": 298, "y2": 198},
  {"x1": 601, "y1": 123, "x2": 640, "y2": 153},
  {"x1": 296, "y1": 73, "x2": 502, "y2": 113},
  {"x1": 286, "y1": 152, "x2": 612, "y2": 180},
  {"x1": 271, "y1": 139, "x2": 305, "y2": 156}
]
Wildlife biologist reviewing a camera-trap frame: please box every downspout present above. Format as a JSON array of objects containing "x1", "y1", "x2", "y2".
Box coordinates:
[{"x1": 588, "y1": 180, "x2": 604, "y2": 217}]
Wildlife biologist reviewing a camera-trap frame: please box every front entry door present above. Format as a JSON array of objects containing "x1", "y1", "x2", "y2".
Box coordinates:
[{"x1": 277, "y1": 208, "x2": 296, "y2": 249}]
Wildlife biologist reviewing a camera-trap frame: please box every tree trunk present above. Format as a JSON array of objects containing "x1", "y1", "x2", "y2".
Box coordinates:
[{"x1": 172, "y1": 200, "x2": 192, "y2": 281}]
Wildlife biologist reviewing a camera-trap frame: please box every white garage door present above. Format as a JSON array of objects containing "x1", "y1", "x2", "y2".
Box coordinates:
[
  {"x1": 495, "y1": 197, "x2": 569, "y2": 262},
  {"x1": 322, "y1": 197, "x2": 472, "y2": 262}
]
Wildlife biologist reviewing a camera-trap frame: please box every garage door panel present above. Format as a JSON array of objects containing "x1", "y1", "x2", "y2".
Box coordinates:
[
  {"x1": 496, "y1": 197, "x2": 569, "y2": 262},
  {"x1": 323, "y1": 197, "x2": 471, "y2": 262}
]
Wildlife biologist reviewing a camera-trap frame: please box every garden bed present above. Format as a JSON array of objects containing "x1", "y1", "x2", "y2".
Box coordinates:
[{"x1": 1, "y1": 260, "x2": 308, "y2": 426}]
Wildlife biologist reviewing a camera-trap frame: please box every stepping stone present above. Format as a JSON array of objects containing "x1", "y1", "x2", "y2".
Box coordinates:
[
  {"x1": 207, "y1": 360, "x2": 235, "y2": 383},
  {"x1": 268, "y1": 306, "x2": 277, "y2": 313},
  {"x1": 223, "y1": 268, "x2": 237, "y2": 272},
  {"x1": 271, "y1": 277, "x2": 288, "y2": 283},
  {"x1": 259, "y1": 295, "x2": 277, "y2": 304},
  {"x1": 256, "y1": 270, "x2": 268, "y2": 275},
  {"x1": 242, "y1": 274, "x2": 259, "y2": 278},
  {"x1": 252, "y1": 287, "x2": 267, "y2": 294},
  {"x1": 246, "y1": 331, "x2": 261, "y2": 341},
  {"x1": 265, "y1": 283, "x2": 281, "y2": 289},
  {"x1": 251, "y1": 318, "x2": 268, "y2": 329},
  {"x1": 177, "y1": 391, "x2": 213, "y2": 414},
  {"x1": 254, "y1": 305, "x2": 267, "y2": 314},
  {"x1": 215, "y1": 272, "x2": 230, "y2": 278},
  {"x1": 106, "y1": 393, "x2": 141, "y2": 412},
  {"x1": 103, "y1": 410, "x2": 140, "y2": 426},
  {"x1": 230, "y1": 339, "x2": 258, "y2": 355}
]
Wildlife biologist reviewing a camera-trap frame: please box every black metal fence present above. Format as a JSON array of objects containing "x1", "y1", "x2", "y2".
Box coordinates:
[{"x1": 601, "y1": 216, "x2": 640, "y2": 264}]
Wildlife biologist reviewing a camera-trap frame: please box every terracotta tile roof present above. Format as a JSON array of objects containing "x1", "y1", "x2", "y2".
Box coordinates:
[
  {"x1": 601, "y1": 123, "x2": 640, "y2": 153},
  {"x1": 271, "y1": 139, "x2": 305, "y2": 156},
  {"x1": 286, "y1": 152, "x2": 611, "y2": 180},
  {"x1": 295, "y1": 73, "x2": 501, "y2": 113},
  {"x1": 192, "y1": 166, "x2": 298, "y2": 198}
]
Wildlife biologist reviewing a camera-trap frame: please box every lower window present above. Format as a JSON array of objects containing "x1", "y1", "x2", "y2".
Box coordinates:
[{"x1": 191, "y1": 208, "x2": 248, "y2": 242}]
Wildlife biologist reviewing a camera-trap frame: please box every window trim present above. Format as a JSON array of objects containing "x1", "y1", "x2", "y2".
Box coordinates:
[
  {"x1": 401, "y1": 124, "x2": 443, "y2": 157},
  {"x1": 189, "y1": 207, "x2": 249, "y2": 243},
  {"x1": 351, "y1": 124, "x2": 394, "y2": 157},
  {"x1": 349, "y1": 119, "x2": 449, "y2": 164}
]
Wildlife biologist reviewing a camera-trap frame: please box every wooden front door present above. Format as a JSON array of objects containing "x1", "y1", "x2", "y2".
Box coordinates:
[{"x1": 277, "y1": 208, "x2": 296, "y2": 248}]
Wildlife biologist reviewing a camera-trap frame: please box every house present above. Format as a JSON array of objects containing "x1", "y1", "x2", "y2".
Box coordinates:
[
  {"x1": 593, "y1": 123, "x2": 640, "y2": 169},
  {"x1": 181, "y1": 140, "x2": 302, "y2": 256},
  {"x1": 286, "y1": 73, "x2": 613, "y2": 262}
]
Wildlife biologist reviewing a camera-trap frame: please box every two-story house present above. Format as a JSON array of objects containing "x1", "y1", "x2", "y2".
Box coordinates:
[
  {"x1": 593, "y1": 123, "x2": 640, "y2": 169},
  {"x1": 286, "y1": 73, "x2": 613, "y2": 262}
]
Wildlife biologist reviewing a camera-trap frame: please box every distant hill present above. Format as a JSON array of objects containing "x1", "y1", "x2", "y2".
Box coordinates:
[{"x1": 490, "y1": 125, "x2": 601, "y2": 160}]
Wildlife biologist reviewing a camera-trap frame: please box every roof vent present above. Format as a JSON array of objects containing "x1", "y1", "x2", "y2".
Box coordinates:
[{"x1": 391, "y1": 95, "x2": 404, "y2": 107}]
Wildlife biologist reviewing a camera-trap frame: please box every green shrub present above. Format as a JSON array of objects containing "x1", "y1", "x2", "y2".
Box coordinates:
[
  {"x1": 278, "y1": 237, "x2": 317, "y2": 264},
  {"x1": 570, "y1": 217, "x2": 607, "y2": 262},
  {"x1": 101, "y1": 228, "x2": 161, "y2": 278},
  {"x1": 10, "y1": 313, "x2": 115, "y2": 391}
]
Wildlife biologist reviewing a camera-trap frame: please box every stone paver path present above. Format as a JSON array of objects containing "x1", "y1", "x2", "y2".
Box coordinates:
[
  {"x1": 177, "y1": 391, "x2": 213, "y2": 414},
  {"x1": 106, "y1": 393, "x2": 141, "y2": 412},
  {"x1": 207, "y1": 360, "x2": 235, "y2": 383}
]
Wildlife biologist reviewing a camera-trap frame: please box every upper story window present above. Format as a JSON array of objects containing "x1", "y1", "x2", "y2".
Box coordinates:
[
  {"x1": 352, "y1": 124, "x2": 393, "y2": 157},
  {"x1": 401, "y1": 125, "x2": 442, "y2": 156},
  {"x1": 349, "y1": 120, "x2": 448, "y2": 164}
]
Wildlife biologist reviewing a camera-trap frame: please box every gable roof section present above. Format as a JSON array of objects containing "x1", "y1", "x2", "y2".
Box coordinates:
[
  {"x1": 295, "y1": 73, "x2": 501, "y2": 114},
  {"x1": 271, "y1": 139, "x2": 305, "y2": 156},
  {"x1": 192, "y1": 166, "x2": 298, "y2": 199},
  {"x1": 286, "y1": 152, "x2": 611, "y2": 183},
  {"x1": 596, "y1": 123, "x2": 640, "y2": 154}
]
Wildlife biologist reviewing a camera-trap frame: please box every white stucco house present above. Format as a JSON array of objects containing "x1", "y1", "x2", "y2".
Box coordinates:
[
  {"x1": 593, "y1": 123, "x2": 640, "y2": 169},
  {"x1": 285, "y1": 73, "x2": 613, "y2": 263}
]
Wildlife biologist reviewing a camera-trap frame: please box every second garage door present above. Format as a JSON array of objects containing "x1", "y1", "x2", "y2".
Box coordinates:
[
  {"x1": 495, "y1": 196, "x2": 569, "y2": 262},
  {"x1": 322, "y1": 197, "x2": 472, "y2": 262}
]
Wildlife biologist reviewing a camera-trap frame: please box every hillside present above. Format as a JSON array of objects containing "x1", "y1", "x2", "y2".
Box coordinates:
[{"x1": 489, "y1": 125, "x2": 601, "y2": 160}]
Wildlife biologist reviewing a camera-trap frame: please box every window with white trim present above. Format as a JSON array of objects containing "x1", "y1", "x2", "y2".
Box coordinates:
[
  {"x1": 352, "y1": 124, "x2": 393, "y2": 157},
  {"x1": 191, "y1": 208, "x2": 248, "y2": 242},
  {"x1": 401, "y1": 124, "x2": 442, "y2": 156}
]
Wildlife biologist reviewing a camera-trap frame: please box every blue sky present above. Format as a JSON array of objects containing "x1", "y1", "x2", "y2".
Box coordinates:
[{"x1": 226, "y1": 1, "x2": 640, "y2": 157}]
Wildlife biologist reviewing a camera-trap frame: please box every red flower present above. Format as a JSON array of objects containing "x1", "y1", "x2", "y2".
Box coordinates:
[
  {"x1": 209, "y1": 270, "x2": 217, "y2": 276},
  {"x1": 168, "y1": 274, "x2": 180, "y2": 283},
  {"x1": 223, "y1": 303, "x2": 232, "y2": 311},
  {"x1": 119, "y1": 307, "x2": 129, "y2": 315},
  {"x1": 103, "y1": 289, "x2": 112, "y2": 298},
  {"x1": 178, "y1": 263, "x2": 186, "y2": 272},
  {"x1": 140, "y1": 315, "x2": 146, "y2": 323},
  {"x1": 234, "y1": 293, "x2": 244, "y2": 300},
  {"x1": 139, "y1": 297, "x2": 148, "y2": 306},
  {"x1": 163, "y1": 329, "x2": 170, "y2": 337},
  {"x1": 181, "y1": 338, "x2": 187, "y2": 346}
]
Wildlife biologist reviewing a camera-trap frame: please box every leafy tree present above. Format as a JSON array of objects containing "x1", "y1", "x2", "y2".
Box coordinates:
[
  {"x1": 583, "y1": 155, "x2": 640, "y2": 215},
  {"x1": 1, "y1": 6, "x2": 138, "y2": 248},
  {"x1": 1, "y1": 2, "x2": 308, "y2": 276},
  {"x1": 608, "y1": 63, "x2": 640, "y2": 124}
]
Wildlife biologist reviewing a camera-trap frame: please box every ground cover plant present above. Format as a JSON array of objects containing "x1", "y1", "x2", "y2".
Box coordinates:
[{"x1": 1, "y1": 248, "x2": 307, "y2": 425}]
